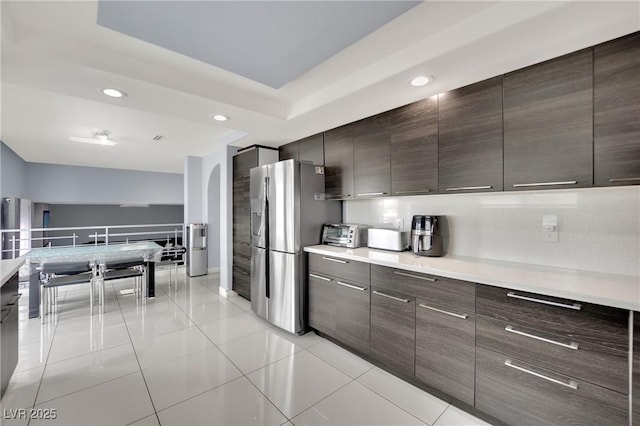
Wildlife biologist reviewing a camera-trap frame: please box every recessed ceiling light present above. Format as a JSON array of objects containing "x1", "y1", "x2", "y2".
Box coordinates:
[
  {"x1": 410, "y1": 76, "x2": 432, "y2": 87},
  {"x1": 211, "y1": 114, "x2": 229, "y2": 122},
  {"x1": 102, "y1": 88, "x2": 127, "y2": 98}
]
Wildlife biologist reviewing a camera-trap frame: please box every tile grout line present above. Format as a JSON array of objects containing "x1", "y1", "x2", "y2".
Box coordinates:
[{"x1": 112, "y1": 279, "x2": 163, "y2": 426}]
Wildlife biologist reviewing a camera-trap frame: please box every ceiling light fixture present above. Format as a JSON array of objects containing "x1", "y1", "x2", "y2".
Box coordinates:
[
  {"x1": 211, "y1": 114, "x2": 229, "y2": 122},
  {"x1": 410, "y1": 76, "x2": 433, "y2": 87},
  {"x1": 69, "y1": 130, "x2": 117, "y2": 146},
  {"x1": 102, "y1": 88, "x2": 127, "y2": 98}
]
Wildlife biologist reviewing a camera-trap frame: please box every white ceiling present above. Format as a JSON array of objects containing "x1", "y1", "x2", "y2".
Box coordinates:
[{"x1": 1, "y1": 1, "x2": 638, "y2": 174}]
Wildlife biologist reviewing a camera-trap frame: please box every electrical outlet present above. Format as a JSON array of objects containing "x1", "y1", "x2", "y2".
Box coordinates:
[
  {"x1": 542, "y1": 215, "x2": 558, "y2": 242},
  {"x1": 394, "y1": 218, "x2": 404, "y2": 230}
]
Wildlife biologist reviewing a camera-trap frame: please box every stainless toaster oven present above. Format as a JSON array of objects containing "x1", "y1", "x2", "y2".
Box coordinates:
[{"x1": 321, "y1": 223, "x2": 369, "y2": 248}]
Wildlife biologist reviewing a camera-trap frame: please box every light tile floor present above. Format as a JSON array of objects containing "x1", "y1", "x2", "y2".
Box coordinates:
[{"x1": 1, "y1": 271, "x2": 492, "y2": 426}]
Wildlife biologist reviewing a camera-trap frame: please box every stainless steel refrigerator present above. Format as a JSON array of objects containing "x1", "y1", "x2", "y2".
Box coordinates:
[
  {"x1": 250, "y1": 159, "x2": 341, "y2": 334},
  {"x1": 186, "y1": 223, "x2": 207, "y2": 276}
]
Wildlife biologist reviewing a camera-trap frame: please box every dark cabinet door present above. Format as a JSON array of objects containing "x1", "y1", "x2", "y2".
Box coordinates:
[
  {"x1": 353, "y1": 113, "x2": 391, "y2": 198},
  {"x1": 308, "y1": 272, "x2": 336, "y2": 335},
  {"x1": 279, "y1": 141, "x2": 299, "y2": 162},
  {"x1": 415, "y1": 300, "x2": 475, "y2": 406},
  {"x1": 233, "y1": 149, "x2": 257, "y2": 180},
  {"x1": 370, "y1": 287, "x2": 415, "y2": 377},
  {"x1": 335, "y1": 279, "x2": 370, "y2": 355},
  {"x1": 298, "y1": 133, "x2": 324, "y2": 166},
  {"x1": 594, "y1": 32, "x2": 640, "y2": 187},
  {"x1": 232, "y1": 151, "x2": 257, "y2": 300},
  {"x1": 634, "y1": 312, "x2": 639, "y2": 424},
  {"x1": 438, "y1": 77, "x2": 503, "y2": 193},
  {"x1": 504, "y1": 49, "x2": 593, "y2": 191},
  {"x1": 390, "y1": 97, "x2": 438, "y2": 196},
  {"x1": 232, "y1": 176, "x2": 251, "y2": 245},
  {"x1": 324, "y1": 125, "x2": 354, "y2": 199}
]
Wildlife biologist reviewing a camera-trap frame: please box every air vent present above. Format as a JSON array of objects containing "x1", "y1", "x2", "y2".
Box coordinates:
[{"x1": 152, "y1": 135, "x2": 164, "y2": 141}]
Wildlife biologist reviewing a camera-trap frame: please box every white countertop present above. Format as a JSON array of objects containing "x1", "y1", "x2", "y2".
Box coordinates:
[
  {"x1": 304, "y1": 245, "x2": 640, "y2": 311},
  {"x1": 1, "y1": 259, "x2": 25, "y2": 288}
]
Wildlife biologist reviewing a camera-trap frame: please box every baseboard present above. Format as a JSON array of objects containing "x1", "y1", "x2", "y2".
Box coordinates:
[
  {"x1": 208, "y1": 267, "x2": 220, "y2": 273},
  {"x1": 219, "y1": 287, "x2": 237, "y2": 298}
]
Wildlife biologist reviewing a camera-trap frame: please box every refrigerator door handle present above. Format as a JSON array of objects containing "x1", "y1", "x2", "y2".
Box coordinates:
[{"x1": 264, "y1": 176, "x2": 270, "y2": 300}]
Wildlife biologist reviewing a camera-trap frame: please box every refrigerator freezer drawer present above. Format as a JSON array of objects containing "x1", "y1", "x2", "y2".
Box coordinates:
[{"x1": 269, "y1": 251, "x2": 305, "y2": 335}]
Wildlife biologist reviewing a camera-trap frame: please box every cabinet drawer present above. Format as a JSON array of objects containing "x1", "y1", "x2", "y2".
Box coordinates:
[
  {"x1": 371, "y1": 265, "x2": 474, "y2": 313},
  {"x1": 476, "y1": 315, "x2": 628, "y2": 394},
  {"x1": 370, "y1": 287, "x2": 415, "y2": 377},
  {"x1": 233, "y1": 253, "x2": 251, "y2": 272},
  {"x1": 308, "y1": 254, "x2": 370, "y2": 285},
  {"x1": 476, "y1": 285, "x2": 628, "y2": 352},
  {"x1": 308, "y1": 272, "x2": 336, "y2": 335},
  {"x1": 476, "y1": 347, "x2": 628, "y2": 426},
  {"x1": 232, "y1": 266, "x2": 251, "y2": 300},
  {"x1": 415, "y1": 300, "x2": 475, "y2": 406}
]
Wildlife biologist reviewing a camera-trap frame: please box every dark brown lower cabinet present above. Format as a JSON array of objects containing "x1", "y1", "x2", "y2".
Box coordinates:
[
  {"x1": 370, "y1": 287, "x2": 415, "y2": 377},
  {"x1": 335, "y1": 279, "x2": 370, "y2": 355},
  {"x1": 414, "y1": 300, "x2": 475, "y2": 406},
  {"x1": 308, "y1": 272, "x2": 336, "y2": 335},
  {"x1": 476, "y1": 347, "x2": 628, "y2": 426},
  {"x1": 1, "y1": 272, "x2": 20, "y2": 398},
  {"x1": 633, "y1": 312, "x2": 639, "y2": 424},
  {"x1": 232, "y1": 266, "x2": 250, "y2": 300}
]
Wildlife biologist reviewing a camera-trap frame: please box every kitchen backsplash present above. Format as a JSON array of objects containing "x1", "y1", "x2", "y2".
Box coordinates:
[{"x1": 344, "y1": 186, "x2": 639, "y2": 277}]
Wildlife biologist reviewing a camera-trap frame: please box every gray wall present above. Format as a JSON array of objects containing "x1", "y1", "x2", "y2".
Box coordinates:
[
  {"x1": 1, "y1": 142, "x2": 28, "y2": 198},
  {"x1": 47, "y1": 204, "x2": 184, "y2": 246},
  {"x1": 27, "y1": 163, "x2": 183, "y2": 205}
]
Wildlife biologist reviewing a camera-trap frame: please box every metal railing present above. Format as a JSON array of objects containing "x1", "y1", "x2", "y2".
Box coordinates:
[{"x1": 1, "y1": 223, "x2": 185, "y2": 259}]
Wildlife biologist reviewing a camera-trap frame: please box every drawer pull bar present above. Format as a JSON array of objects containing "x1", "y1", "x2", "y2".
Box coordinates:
[
  {"x1": 357, "y1": 192, "x2": 387, "y2": 196},
  {"x1": 506, "y1": 291, "x2": 582, "y2": 310},
  {"x1": 445, "y1": 185, "x2": 492, "y2": 191},
  {"x1": 237, "y1": 269, "x2": 249, "y2": 276},
  {"x1": 513, "y1": 181, "x2": 577, "y2": 188},
  {"x1": 394, "y1": 189, "x2": 431, "y2": 194},
  {"x1": 504, "y1": 359, "x2": 578, "y2": 390},
  {"x1": 309, "y1": 273, "x2": 332, "y2": 282},
  {"x1": 322, "y1": 257, "x2": 349, "y2": 264},
  {"x1": 6, "y1": 293, "x2": 21, "y2": 306},
  {"x1": 610, "y1": 177, "x2": 640, "y2": 183},
  {"x1": 394, "y1": 271, "x2": 436, "y2": 282},
  {"x1": 326, "y1": 194, "x2": 351, "y2": 199},
  {"x1": 337, "y1": 281, "x2": 367, "y2": 292},
  {"x1": 505, "y1": 325, "x2": 579, "y2": 350},
  {"x1": 419, "y1": 304, "x2": 468, "y2": 319},
  {"x1": 373, "y1": 290, "x2": 409, "y2": 303}
]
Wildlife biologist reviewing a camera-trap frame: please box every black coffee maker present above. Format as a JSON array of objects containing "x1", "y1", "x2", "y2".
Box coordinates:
[{"x1": 411, "y1": 215, "x2": 449, "y2": 257}]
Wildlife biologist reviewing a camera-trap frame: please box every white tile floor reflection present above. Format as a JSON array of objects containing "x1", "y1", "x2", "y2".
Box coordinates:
[{"x1": 1, "y1": 271, "x2": 492, "y2": 426}]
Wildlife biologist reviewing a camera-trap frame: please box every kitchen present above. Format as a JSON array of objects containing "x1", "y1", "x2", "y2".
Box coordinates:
[{"x1": 1, "y1": 1, "x2": 639, "y2": 425}]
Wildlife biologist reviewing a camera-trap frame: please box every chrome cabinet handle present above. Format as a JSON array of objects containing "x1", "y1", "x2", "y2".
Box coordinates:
[
  {"x1": 309, "y1": 273, "x2": 332, "y2": 282},
  {"x1": 610, "y1": 177, "x2": 640, "y2": 183},
  {"x1": 356, "y1": 192, "x2": 386, "y2": 196},
  {"x1": 506, "y1": 291, "x2": 582, "y2": 311},
  {"x1": 504, "y1": 359, "x2": 578, "y2": 390},
  {"x1": 505, "y1": 325, "x2": 579, "y2": 350},
  {"x1": 419, "y1": 303, "x2": 468, "y2": 319},
  {"x1": 236, "y1": 269, "x2": 249, "y2": 276},
  {"x1": 394, "y1": 189, "x2": 431, "y2": 194},
  {"x1": 322, "y1": 257, "x2": 348, "y2": 264},
  {"x1": 445, "y1": 186, "x2": 492, "y2": 191},
  {"x1": 326, "y1": 194, "x2": 351, "y2": 199},
  {"x1": 336, "y1": 281, "x2": 367, "y2": 291},
  {"x1": 373, "y1": 290, "x2": 409, "y2": 303},
  {"x1": 394, "y1": 271, "x2": 436, "y2": 282},
  {"x1": 513, "y1": 181, "x2": 577, "y2": 188},
  {"x1": 6, "y1": 293, "x2": 21, "y2": 306}
]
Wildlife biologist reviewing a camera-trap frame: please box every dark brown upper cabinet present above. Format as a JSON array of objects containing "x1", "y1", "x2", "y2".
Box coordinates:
[
  {"x1": 353, "y1": 113, "x2": 391, "y2": 198},
  {"x1": 324, "y1": 124, "x2": 355, "y2": 200},
  {"x1": 389, "y1": 97, "x2": 438, "y2": 196},
  {"x1": 438, "y1": 76, "x2": 503, "y2": 194},
  {"x1": 594, "y1": 32, "x2": 640, "y2": 187},
  {"x1": 298, "y1": 133, "x2": 325, "y2": 166},
  {"x1": 278, "y1": 141, "x2": 298, "y2": 162},
  {"x1": 504, "y1": 50, "x2": 593, "y2": 191}
]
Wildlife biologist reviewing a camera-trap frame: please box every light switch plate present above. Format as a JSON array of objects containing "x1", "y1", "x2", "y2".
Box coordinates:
[{"x1": 542, "y1": 214, "x2": 558, "y2": 242}]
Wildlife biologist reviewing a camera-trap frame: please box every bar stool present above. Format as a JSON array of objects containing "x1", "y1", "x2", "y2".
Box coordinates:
[
  {"x1": 40, "y1": 261, "x2": 95, "y2": 323},
  {"x1": 98, "y1": 257, "x2": 145, "y2": 313}
]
